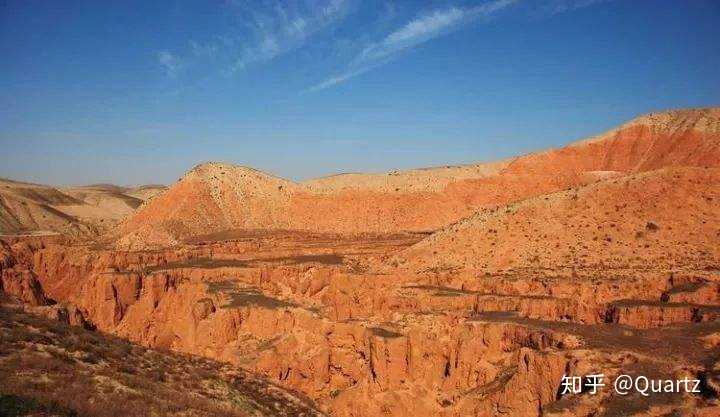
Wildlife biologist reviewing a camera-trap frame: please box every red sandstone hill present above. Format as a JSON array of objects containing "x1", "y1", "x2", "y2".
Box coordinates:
[
  {"x1": 114, "y1": 163, "x2": 301, "y2": 248},
  {"x1": 396, "y1": 166, "x2": 720, "y2": 273},
  {"x1": 114, "y1": 107, "x2": 720, "y2": 249},
  {"x1": 501, "y1": 108, "x2": 720, "y2": 176}
]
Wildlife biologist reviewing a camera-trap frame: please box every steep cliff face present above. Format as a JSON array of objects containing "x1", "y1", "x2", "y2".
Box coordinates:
[
  {"x1": 2, "y1": 229, "x2": 719, "y2": 416},
  {"x1": 0, "y1": 296, "x2": 325, "y2": 417},
  {"x1": 115, "y1": 108, "x2": 720, "y2": 249}
]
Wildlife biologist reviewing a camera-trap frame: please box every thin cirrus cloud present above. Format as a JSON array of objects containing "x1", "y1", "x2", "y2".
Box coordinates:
[
  {"x1": 306, "y1": 0, "x2": 518, "y2": 92},
  {"x1": 306, "y1": 0, "x2": 616, "y2": 92},
  {"x1": 157, "y1": 0, "x2": 354, "y2": 79},
  {"x1": 545, "y1": 0, "x2": 610, "y2": 16},
  {"x1": 223, "y1": 0, "x2": 351, "y2": 75},
  {"x1": 157, "y1": 0, "x2": 613, "y2": 91},
  {"x1": 157, "y1": 51, "x2": 183, "y2": 78}
]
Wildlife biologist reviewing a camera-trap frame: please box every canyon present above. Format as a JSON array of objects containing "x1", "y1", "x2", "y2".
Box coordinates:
[{"x1": 1, "y1": 108, "x2": 720, "y2": 416}]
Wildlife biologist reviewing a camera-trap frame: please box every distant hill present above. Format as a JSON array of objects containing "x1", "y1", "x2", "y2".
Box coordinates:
[
  {"x1": 0, "y1": 177, "x2": 166, "y2": 237},
  {"x1": 115, "y1": 107, "x2": 720, "y2": 248}
]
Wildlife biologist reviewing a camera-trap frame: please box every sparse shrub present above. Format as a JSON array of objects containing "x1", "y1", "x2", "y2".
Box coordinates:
[{"x1": 0, "y1": 394, "x2": 78, "y2": 417}]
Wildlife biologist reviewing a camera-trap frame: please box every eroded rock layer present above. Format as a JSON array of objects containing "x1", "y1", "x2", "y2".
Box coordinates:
[
  {"x1": 2, "y1": 227, "x2": 719, "y2": 416},
  {"x1": 2, "y1": 108, "x2": 720, "y2": 416}
]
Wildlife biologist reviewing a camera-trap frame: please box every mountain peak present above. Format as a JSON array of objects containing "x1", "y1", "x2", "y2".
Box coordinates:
[
  {"x1": 185, "y1": 162, "x2": 294, "y2": 184},
  {"x1": 625, "y1": 107, "x2": 720, "y2": 133}
]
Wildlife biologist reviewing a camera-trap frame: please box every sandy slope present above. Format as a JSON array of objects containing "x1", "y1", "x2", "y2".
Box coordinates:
[
  {"x1": 396, "y1": 166, "x2": 720, "y2": 273},
  {"x1": 303, "y1": 159, "x2": 511, "y2": 193},
  {"x1": 116, "y1": 107, "x2": 720, "y2": 248},
  {"x1": 59, "y1": 184, "x2": 166, "y2": 230},
  {"x1": 501, "y1": 108, "x2": 720, "y2": 176},
  {"x1": 0, "y1": 178, "x2": 166, "y2": 236},
  {"x1": 0, "y1": 178, "x2": 90, "y2": 236}
]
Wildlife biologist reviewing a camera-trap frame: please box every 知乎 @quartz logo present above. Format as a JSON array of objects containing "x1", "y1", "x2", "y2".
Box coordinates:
[{"x1": 560, "y1": 374, "x2": 702, "y2": 396}]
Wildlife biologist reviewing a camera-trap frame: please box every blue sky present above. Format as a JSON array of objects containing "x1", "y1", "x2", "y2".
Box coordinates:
[{"x1": 1, "y1": 0, "x2": 719, "y2": 186}]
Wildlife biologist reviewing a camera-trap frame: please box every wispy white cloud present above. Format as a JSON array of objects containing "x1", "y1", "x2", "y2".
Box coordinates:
[
  {"x1": 307, "y1": 0, "x2": 616, "y2": 92},
  {"x1": 158, "y1": 0, "x2": 354, "y2": 78},
  {"x1": 157, "y1": 51, "x2": 183, "y2": 77},
  {"x1": 159, "y1": 0, "x2": 613, "y2": 89},
  {"x1": 544, "y1": 0, "x2": 611, "y2": 16},
  {"x1": 385, "y1": 7, "x2": 465, "y2": 45},
  {"x1": 189, "y1": 40, "x2": 218, "y2": 57},
  {"x1": 308, "y1": 0, "x2": 517, "y2": 91},
  {"x1": 306, "y1": 65, "x2": 378, "y2": 92},
  {"x1": 223, "y1": 0, "x2": 354, "y2": 75}
]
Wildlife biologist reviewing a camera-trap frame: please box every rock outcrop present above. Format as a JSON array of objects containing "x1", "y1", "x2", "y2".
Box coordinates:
[
  {"x1": 0, "y1": 296, "x2": 325, "y2": 417},
  {"x1": 3, "y1": 108, "x2": 720, "y2": 416}
]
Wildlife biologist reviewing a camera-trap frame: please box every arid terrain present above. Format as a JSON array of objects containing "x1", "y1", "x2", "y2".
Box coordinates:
[
  {"x1": 2, "y1": 108, "x2": 720, "y2": 416},
  {"x1": 0, "y1": 294, "x2": 323, "y2": 417},
  {"x1": 0, "y1": 179, "x2": 166, "y2": 237}
]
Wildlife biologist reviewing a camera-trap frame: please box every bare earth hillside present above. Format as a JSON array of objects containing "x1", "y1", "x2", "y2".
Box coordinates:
[
  {"x1": 2, "y1": 108, "x2": 720, "y2": 417},
  {"x1": 0, "y1": 179, "x2": 166, "y2": 237},
  {"x1": 60, "y1": 183, "x2": 166, "y2": 231},
  {"x1": 115, "y1": 108, "x2": 720, "y2": 249},
  {"x1": 398, "y1": 166, "x2": 720, "y2": 273}
]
